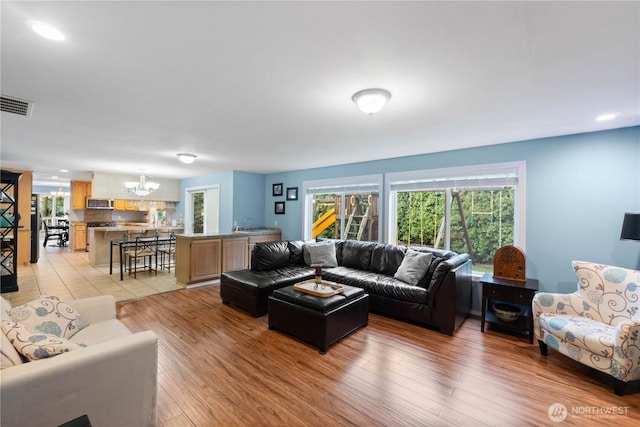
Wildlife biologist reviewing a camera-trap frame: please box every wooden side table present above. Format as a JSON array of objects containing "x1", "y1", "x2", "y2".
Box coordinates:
[{"x1": 480, "y1": 272, "x2": 539, "y2": 343}]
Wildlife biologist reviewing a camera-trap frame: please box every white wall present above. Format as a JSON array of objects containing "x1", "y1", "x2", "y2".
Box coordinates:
[{"x1": 92, "y1": 172, "x2": 180, "y2": 201}]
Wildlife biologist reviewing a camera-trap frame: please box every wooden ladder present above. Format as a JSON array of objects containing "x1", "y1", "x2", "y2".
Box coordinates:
[{"x1": 345, "y1": 206, "x2": 370, "y2": 240}]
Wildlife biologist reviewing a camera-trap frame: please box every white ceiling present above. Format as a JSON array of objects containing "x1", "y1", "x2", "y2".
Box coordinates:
[{"x1": 1, "y1": 1, "x2": 639, "y2": 187}]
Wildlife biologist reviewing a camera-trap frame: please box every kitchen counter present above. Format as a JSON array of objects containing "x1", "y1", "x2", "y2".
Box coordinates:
[
  {"x1": 91, "y1": 225, "x2": 185, "y2": 232},
  {"x1": 175, "y1": 229, "x2": 281, "y2": 286},
  {"x1": 88, "y1": 226, "x2": 185, "y2": 267},
  {"x1": 175, "y1": 228, "x2": 281, "y2": 240}
]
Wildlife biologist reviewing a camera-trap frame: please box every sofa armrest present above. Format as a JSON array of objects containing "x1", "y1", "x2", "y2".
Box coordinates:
[
  {"x1": 429, "y1": 256, "x2": 472, "y2": 335},
  {"x1": 65, "y1": 295, "x2": 117, "y2": 324},
  {"x1": 614, "y1": 319, "x2": 640, "y2": 352},
  {"x1": 614, "y1": 320, "x2": 640, "y2": 382},
  {"x1": 532, "y1": 292, "x2": 579, "y2": 318},
  {"x1": 532, "y1": 292, "x2": 580, "y2": 340},
  {"x1": 0, "y1": 330, "x2": 158, "y2": 427},
  {"x1": 427, "y1": 253, "x2": 470, "y2": 297}
]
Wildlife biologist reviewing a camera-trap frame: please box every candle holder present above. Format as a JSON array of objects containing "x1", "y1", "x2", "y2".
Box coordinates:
[{"x1": 312, "y1": 264, "x2": 323, "y2": 285}]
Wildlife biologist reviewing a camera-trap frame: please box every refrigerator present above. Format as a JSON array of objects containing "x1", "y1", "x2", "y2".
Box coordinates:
[{"x1": 30, "y1": 194, "x2": 40, "y2": 263}]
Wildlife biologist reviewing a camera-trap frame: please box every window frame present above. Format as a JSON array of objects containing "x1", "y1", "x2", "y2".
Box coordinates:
[
  {"x1": 385, "y1": 161, "x2": 526, "y2": 253},
  {"x1": 302, "y1": 174, "x2": 383, "y2": 241}
]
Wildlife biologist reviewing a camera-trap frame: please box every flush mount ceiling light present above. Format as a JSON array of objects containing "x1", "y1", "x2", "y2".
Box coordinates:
[
  {"x1": 125, "y1": 173, "x2": 160, "y2": 197},
  {"x1": 28, "y1": 20, "x2": 65, "y2": 41},
  {"x1": 352, "y1": 88, "x2": 392, "y2": 115},
  {"x1": 177, "y1": 153, "x2": 197, "y2": 164}
]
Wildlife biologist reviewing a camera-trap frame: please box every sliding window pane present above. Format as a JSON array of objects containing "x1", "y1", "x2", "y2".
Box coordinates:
[
  {"x1": 395, "y1": 191, "x2": 445, "y2": 247},
  {"x1": 342, "y1": 193, "x2": 378, "y2": 241},
  {"x1": 192, "y1": 192, "x2": 204, "y2": 234},
  {"x1": 450, "y1": 188, "x2": 515, "y2": 273},
  {"x1": 312, "y1": 193, "x2": 338, "y2": 239}
]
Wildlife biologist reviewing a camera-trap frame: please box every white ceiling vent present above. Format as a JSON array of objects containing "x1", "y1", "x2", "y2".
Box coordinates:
[{"x1": 1, "y1": 95, "x2": 34, "y2": 117}]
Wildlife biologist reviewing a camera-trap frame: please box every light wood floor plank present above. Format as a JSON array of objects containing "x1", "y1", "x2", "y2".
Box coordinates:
[
  {"x1": 10, "y1": 246, "x2": 639, "y2": 425},
  {"x1": 116, "y1": 285, "x2": 640, "y2": 426}
]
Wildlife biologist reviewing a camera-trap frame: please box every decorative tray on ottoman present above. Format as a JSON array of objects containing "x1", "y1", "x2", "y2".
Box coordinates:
[{"x1": 293, "y1": 280, "x2": 344, "y2": 297}]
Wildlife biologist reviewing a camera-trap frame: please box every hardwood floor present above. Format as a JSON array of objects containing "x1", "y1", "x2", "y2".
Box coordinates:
[{"x1": 117, "y1": 286, "x2": 640, "y2": 427}]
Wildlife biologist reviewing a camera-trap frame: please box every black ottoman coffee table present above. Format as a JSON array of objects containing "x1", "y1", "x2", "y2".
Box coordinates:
[{"x1": 268, "y1": 283, "x2": 369, "y2": 354}]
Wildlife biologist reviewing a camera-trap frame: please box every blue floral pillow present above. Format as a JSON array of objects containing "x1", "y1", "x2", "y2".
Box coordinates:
[
  {"x1": 7, "y1": 296, "x2": 88, "y2": 339},
  {"x1": 1, "y1": 321, "x2": 84, "y2": 361}
]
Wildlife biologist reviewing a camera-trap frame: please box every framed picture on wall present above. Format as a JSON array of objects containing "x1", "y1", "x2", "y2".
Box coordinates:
[
  {"x1": 272, "y1": 183, "x2": 283, "y2": 197},
  {"x1": 286, "y1": 187, "x2": 298, "y2": 201},
  {"x1": 275, "y1": 201, "x2": 285, "y2": 214}
]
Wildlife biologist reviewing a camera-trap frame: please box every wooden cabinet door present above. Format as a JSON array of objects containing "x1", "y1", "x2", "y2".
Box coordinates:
[
  {"x1": 114, "y1": 199, "x2": 140, "y2": 211},
  {"x1": 125, "y1": 200, "x2": 138, "y2": 211},
  {"x1": 222, "y1": 237, "x2": 248, "y2": 272},
  {"x1": 190, "y1": 239, "x2": 221, "y2": 282},
  {"x1": 73, "y1": 224, "x2": 87, "y2": 251},
  {"x1": 71, "y1": 181, "x2": 91, "y2": 210}
]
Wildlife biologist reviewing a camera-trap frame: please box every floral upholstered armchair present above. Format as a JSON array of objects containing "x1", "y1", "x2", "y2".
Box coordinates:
[{"x1": 532, "y1": 261, "x2": 640, "y2": 395}]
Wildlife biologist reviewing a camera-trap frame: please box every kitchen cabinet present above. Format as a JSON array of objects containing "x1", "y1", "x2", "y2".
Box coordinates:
[
  {"x1": 71, "y1": 181, "x2": 92, "y2": 210},
  {"x1": 222, "y1": 237, "x2": 249, "y2": 272},
  {"x1": 175, "y1": 238, "x2": 222, "y2": 285},
  {"x1": 72, "y1": 223, "x2": 87, "y2": 251},
  {"x1": 114, "y1": 199, "x2": 139, "y2": 211}
]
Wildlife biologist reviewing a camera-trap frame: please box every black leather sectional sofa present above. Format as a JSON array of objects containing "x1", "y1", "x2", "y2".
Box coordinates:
[{"x1": 220, "y1": 239, "x2": 472, "y2": 335}]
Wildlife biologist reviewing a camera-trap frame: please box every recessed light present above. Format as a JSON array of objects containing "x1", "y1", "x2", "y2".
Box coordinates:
[
  {"x1": 51, "y1": 175, "x2": 59, "y2": 179},
  {"x1": 28, "y1": 20, "x2": 65, "y2": 41},
  {"x1": 595, "y1": 113, "x2": 617, "y2": 122},
  {"x1": 59, "y1": 169, "x2": 68, "y2": 173}
]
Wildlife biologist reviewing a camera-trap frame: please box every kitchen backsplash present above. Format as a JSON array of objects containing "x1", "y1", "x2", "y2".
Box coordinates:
[
  {"x1": 84, "y1": 210, "x2": 149, "y2": 223},
  {"x1": 84, "y1": 210, "x2": 113, "y2": 223}
]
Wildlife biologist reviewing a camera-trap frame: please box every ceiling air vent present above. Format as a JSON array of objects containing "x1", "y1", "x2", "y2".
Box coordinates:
[{"x1": 1, "y1": 95, "x2": 34, "y2": 117}]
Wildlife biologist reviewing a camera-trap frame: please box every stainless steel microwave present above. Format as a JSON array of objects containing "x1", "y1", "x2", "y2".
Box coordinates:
[{"x1": 86, "y1": 198, "x2": 114, "y2": 209}]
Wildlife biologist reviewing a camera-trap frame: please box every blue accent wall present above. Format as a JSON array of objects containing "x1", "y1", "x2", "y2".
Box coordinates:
[
  {"x1": 232, "y1": 171, "x2": 265, "y2": 229},
  {"x1": 180, "y1": 171, "x2": 234, "y2": 232},
  {"x1": 263, "y1": 126, "x2": 640, "y2": 294},
  {"x1": 180, "y1": 170, "x2": 265, "y2": 233}
]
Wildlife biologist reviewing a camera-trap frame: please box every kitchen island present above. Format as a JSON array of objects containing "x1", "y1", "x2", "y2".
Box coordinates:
[
  {"x1": 175, "y1": 229, "x2": 281, "y2": 286},
  {"x1": 88, "y1": 225, "x2": 185, "y2": 267}
]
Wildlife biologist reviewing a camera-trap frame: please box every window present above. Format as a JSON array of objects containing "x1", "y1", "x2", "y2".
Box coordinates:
[
  {"x1": 302, "y1": 175, "x2": 383, "y2": 241},
  {"x1": 386, "y1": 162, "x2": 525, "y2": 273},
  {"x1": 41, "y1": 195, "x2": 69, "y2": 224},
  {"x1": 184, "y1": 185, "x2": 220, "y2": 234}
]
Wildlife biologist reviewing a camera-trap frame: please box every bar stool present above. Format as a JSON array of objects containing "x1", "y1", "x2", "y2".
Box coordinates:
[
  {"x1": 124, "y1": 233, "x2": 158, "y2": 278},
  {"x1": 157, "y1": 232, "x2": 176, "y2": 272}
]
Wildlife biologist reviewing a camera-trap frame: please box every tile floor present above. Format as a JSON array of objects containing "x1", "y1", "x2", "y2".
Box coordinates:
[{"x1": 3, "y1": 241, "x2": 184, "y2": 306}]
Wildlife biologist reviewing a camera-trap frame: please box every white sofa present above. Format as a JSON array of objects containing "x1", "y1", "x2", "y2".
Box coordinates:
[{"x1": 1, "y1": 295, "x2": 158, "y2": 427}]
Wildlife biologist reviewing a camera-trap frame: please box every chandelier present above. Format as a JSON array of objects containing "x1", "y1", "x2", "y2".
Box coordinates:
[
  {"x1": 50, "y1": 187, "x2": 69, "y2": 197},
  {"x1": 124, "y1": 174, "x2": 159, "y2": 197}
]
